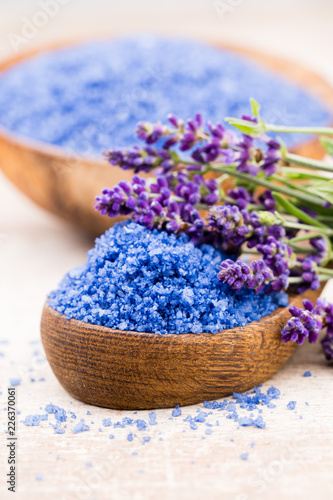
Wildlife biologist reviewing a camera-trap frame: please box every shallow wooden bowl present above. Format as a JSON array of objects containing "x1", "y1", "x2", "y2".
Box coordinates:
[
  {"x1": 40, "y1": 287, "x2": 322, "y2": 410},
  {"x1": 0, "y1": 40, "x2": 333, "y2": 236}
]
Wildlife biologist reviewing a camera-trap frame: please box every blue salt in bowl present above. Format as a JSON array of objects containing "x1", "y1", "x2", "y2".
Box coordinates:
[{"x1": 40, "y1": 222, "x2": 324, "y2": 409}]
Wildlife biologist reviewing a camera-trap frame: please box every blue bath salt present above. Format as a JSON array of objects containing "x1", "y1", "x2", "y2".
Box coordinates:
[
  {"x1": 48, "y1": 222, "x2": 288, "y2": 335},
  {"x1": 9, "y1": 378, "x2": 21, "y2": 387},
  {"x1": 54, "y1": 428, "x2": 65, "y2": 434},
  {"x1": 172, "y1": 405, "x2": 182, "y2": 417},
  {"x1": 0, "y1": 35, "x2": 330, "y2": 156},
  {"x1": 45, "y1": 404, "x2": 67, "y2": 422},
  {"x1": 303, "y1": 371, "x2": 312, "y2": 377},
  {"x1": 73, "y1": 422, "x2": 90, "y2": 433},
  {"x1": 23, "y1": 414, "x2": 48, "y2": 426},
  {"x1": 240, "y1": 453, "x2": 249, "y2": 461},
  {"x1": 287, "y1": 401, "x2": 297, "y2": 410},
  {"x1": 136, "y1": 419, "x2": 147, "y2": 431},
  {"x1": 148, "y1": 412, "x2": 157, "y2": 425},
  {"x1": 102, "y1": 418, "x2": 112, "y2": 427}
]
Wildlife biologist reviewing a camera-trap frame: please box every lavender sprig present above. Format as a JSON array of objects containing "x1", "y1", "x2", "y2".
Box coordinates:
[{"x1": 96, "y1": 99, "x2": 333, "y2": 360}]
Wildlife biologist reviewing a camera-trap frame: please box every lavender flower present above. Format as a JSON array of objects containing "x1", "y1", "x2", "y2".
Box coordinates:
[
  {"x1": 258, "y1": 190, "x2": 276, "y2": 212},
  {"x1": 261, "y1": 138, "x2": 282, "y2": 176},
  {"x1": 322, "y1": 333, "x2": 333, "y2": 360},
  {"x1": 136, "y1": 122, "x2": 168, "y2": 144},
  {"x1": 281, "y1": 299, "x2": 323, "y2": 345},
  {"x1": 227, "y1": 186, "x2": 252, "y2": 210},
  {"x1": 208, "y1": 205, "x2": 254, "y2": 248},
  {"x1": 217, "y1": 259, "x2": 274, "y2": 292},
  {"x1": 104, "y1": 146, "x2": 175, "y2": 173}
]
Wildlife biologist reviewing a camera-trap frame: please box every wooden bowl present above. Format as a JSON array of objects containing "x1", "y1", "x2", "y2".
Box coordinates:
[
  {"x1": 40, "y1": 287, "x2": 322, "y2": 410},
  {"x1": 0, "y1": 40, "x2": 333, "y2": 237}
]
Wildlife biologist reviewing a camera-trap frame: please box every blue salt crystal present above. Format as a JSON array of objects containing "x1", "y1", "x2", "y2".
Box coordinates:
[
  {"x1": 287, "y1": 401, "x2": 297, "y2": 410},
  {"x1": 205, "y1": 428, "x2": 212, "y2": 435},
  {"x1": 48, "y1": 222, "x2": 288, "y2": 335},
  {"x1": 148, "y1": 412, "x2": 157, "y2": 425},
  {"x1": 190, "y1": 421, "x2": 198, "y2": 430},
  {"x1": 172, "y1": 405, "x2": 182, "y2": 417},
  {"x1": 142, "y1": 436, "x2": 151, "y2": 444},
  {"x1": 136, "y1": 419, "x2": 147, "y2": 431},
  {"x1": 9, "y1": 378, "x2": 21, "y2": 387},
  {"x1": 72, "y1": 422, "x2": 90, "y2": 433},
  {"x1": 238, "y1": 417, "x2": 252, "y2": 427},
  {"x1": 0, "y1": 35, "x2": 329, "y2": 156},
  {"x1": 303, "y1": 371, "x2": 312, "y2": 377},
  {"x1": 102, "y1": 418, "x2": 112, "y2": 427},
  {"x1": 127, "y1": 433, "x2": 134, "y2": 442},
  {"x1": 194, "y1": 411, "x2": 208, "y2": 423},
  {"x1": 45, "y1": 404, "x2": 67, "y2": 422},
  {"x1": 23, "y1": 414, "x2": 48, "y2": 426},
  {"x1": 54, "y1": 428, "x2": 65, "y2": 434},
  {"x1": 109, "y1": 434, "x2": 115, "y2": 439},
  {"x1": 123, "y1": 417, "x2": 134, "y2": 426},
  {"x1": 240, "y1": 453, "x2": 249, "y2": 461}
]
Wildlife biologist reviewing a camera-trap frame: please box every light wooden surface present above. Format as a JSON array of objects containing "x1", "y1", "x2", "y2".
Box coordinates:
[{"x1": 1, "y1": 2, "x2": 333, "y2": 499}]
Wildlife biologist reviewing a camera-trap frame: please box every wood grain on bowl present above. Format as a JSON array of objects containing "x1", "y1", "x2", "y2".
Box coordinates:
[
  {"x1": 40, "y1": 287, "x2": 322, "y2": 410},
  {"x1": 0, "y1": 40, "x2": 332, "y2": 236}
]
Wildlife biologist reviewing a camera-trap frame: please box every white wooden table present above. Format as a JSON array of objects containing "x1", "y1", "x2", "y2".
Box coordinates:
[{"x1": 1, "y1": 1, "x2": 333, "y2": 498}]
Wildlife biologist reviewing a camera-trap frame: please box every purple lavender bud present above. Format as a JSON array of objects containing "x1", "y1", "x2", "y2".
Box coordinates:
[
  {"x1": 192, "y1": 143, "x2": 220, "y2": 163},
  {"x1": 259, "y1": 190, "x2": 276, "y2": 212},
  {"x1": 163, "y1": 135, "x2": 179, "y2": 149},
  {"x1": 322, "y1": 331, "x2": 333, "y2": 360},
  {"x1": 217, "y1": 258, "x2": 274, "y2": 292},
  {"x1": 207, "y1": 121, "x2": 225, "y2": 139},
  {"x1": 281, "y1": 298, "x2": 323, "y2": 345},
  {"x1": 281, "y1": 317, "x2": 308, "y2": 345},
  {"x1": 167, "y1": 114, "x2": 183, "y2": 128},
  {"x1": 227, "y1": 187, "x2": 251, "y2": 210},
  {"x1": 136, "y1": 122, "x2": 166, "y2": 144},
  {"x1": 165, "y1": 219, "x2": 181, "y2": 233}
]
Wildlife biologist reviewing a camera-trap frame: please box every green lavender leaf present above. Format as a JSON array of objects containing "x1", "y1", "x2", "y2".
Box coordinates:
[
  {"x1": 250, "y1": 98, "x2": 261, "y2": 119},
  {"x1": 272, "y1": 192, "x2": 327, "y2": 229},
  {"x1": 224, "y1": 117, "x2": 265, "y2": 137},
  {"x1": 308, "y1": 180, "x2": 333, "y2": 205}
]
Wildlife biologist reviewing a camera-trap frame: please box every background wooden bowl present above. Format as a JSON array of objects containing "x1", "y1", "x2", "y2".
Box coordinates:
[
  {"x1": 40, "y1": 287, "x2": 322, "y2": 410},
  {"x1": 0, "y1": 40, "x2": 333, "y2": 237}
]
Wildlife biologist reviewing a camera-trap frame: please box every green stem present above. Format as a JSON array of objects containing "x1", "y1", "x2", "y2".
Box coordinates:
[
  {"x1": 283, "y1": 220, "x2": 333, "y2": 235},
  {"x1": 318, "y1": 215, "x2": 333, "y2": 222},
  {"x1": 271, "y1": 175, "x2": 315, "y2": 198},
  {"x1": 317, "y1": 267, "x2": 333, "y2": 276},
  {"x1": 281, "y1": 167, "x2": 330, "y2": 181},
  {"x1": 286, "y1": 153, "x2": 333, "y2": 173},
  {"x1": 209, "y1": 165, "x2": 327, "y2": 208},
  {"x1": 288, "y1": 275, "x2": 331, "y2": 284},
  {"x1": 289, "y1": 233, "x2": 324, "y2": 243},
  {"x1": 272, "y1": 192, "x2": 328, "y2": 229},
  {"x1": 288, "y1": 243, "x2": 314, "y2": 254},
  {"x1": 265, "y1": 123, "x2": 333, "y2": 136},
  {"x1": 288, "y1": 277, "x2": 305, "y2": 284}
]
